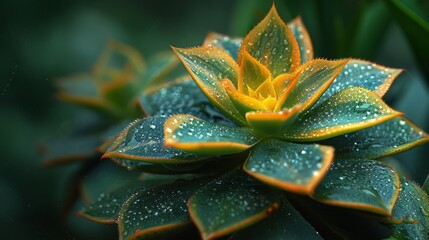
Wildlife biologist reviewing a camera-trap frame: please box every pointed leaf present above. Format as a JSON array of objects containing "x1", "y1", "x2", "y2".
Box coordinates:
[
  {"x1": 104, "y1": 117, "x2": 208, "y2": 164},
  {"x1": 239, "y1": 5, "x2": 300, "y2": 77},
  {"x1": 321, "y1": 117, "x2": 429, "y2": 159},
  {"x1": 312, "y1": 160, "x2": 400, "y2": 216},
  {"x1": 317, "y1": 59, "x2": 403, "y2": 105},
  {"x1": 281, "y1": 59, "x2": 349, "y2": 112},
  {"x1": 189, "y1": 170, "x2": 281, "y2": 240},
  {"x1": 80, "y1": 183, "x2": 144, "y2": 224},
  {"x1": 238, "y1": 51, "x2": 271, "y2": 93},
  {"x1": 388, "y1": 177, "x2": 429, "y2": 239},
  {"x1": 203, "y1": 32, "x2": 242, "y2": 60},
  {"x1": 229, "y1": 196, "x2": 322, "y2": 240},
  {"x1": 245, "y1": 105, "x2": 301, "y2": 135},
  {"x1": 222, "y1": 78, "x2": 267, "y2": 115},
  {"x1": 164, "y1": 114, "x2": 259, "y2": 154},
  {"x1": 80, "y1": 174, "x2": 195, "y2": 224},
  {"x1": 283, "y1": 87, "x2": 402, "y2": 141},
  {"x1": 141, "y1": 78, "x2": 233, "y2": 126},
  {"x1": 119, "y1": 177, "x2": 211, "y2": 240},
  {"x1": 287, "y1": 16, "x2": 314, "y2": 64},
  {"x1": 173, "y1": 46, "x2": 246, "y2": 125},
  {"x1": 244, "y1": 139, "x2": 334, "y2": 194}
]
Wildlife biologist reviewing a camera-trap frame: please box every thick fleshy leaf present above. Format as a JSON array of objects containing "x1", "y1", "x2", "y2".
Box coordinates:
[
  {"x1": 80, "y1": 174, "x2": 194, "y2": 224},
  {"x1": 80, "y1": 160, "x2": 142, "y2": 203},
  {"x1": 172, "y1": 46, "x2": 246, "y2": 125},
  {"x1": 283, "y1": 87, "x2": 402, "y2": 141},
  {"x1": 281, "y1": 59, "x2": 349, "y2": 112},
  {"x1": 238, "y1": 51, "x2": 271, "y2": 93},
  {"x1": 203, "y1": 32, "x2": 242, "y2": 61},
  {"x1": 388, "y1": 177, "x2": 429, "y2": 239},
  {"x1": 238, "y1": 5, "x2": 300, "y2": 77},
  {"x1": 312, "y1": 160, "x2": 400, "y2": 216},
  {"x1": 287, "y1": 16, "x2": 314, "y2": 64},
  {"x1": 317, "y1": 59, "x2": 403, "y2": 104},
  {"x1": 244, "y1": 139, "x2": 334, "y2": 194},
  {"x1": 188, "y1": 170, "x2": 281, "y2": 240},
  {"x1": 118, "y1": 177, "x2": 211, "y2": 240},
  {"x1": 141, "y1": 78, "x2": 233, "y2": 126},
  {"x1": 321, "y1": 117, "x2": 429, "y2": 159},
  {"x1": 103, "y1": 117, "x2": 208, "y2": 164},
  {"x1": 229, "y1": 196, "x2": 322, "y2": 240},
  {"x1": 245, "y1": 105, "x2": 301, "y2": 135},
  {"x1": 80, "y1": 183, "x2": 143, "y2": 224},
  {"x1": 164, "y1": 114, "x2": 259, "y2": 154}
]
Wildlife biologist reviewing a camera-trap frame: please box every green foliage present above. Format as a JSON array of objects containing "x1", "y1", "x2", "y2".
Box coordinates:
[{"x1": 45, "y1": 2, "x2": 429, "y2": 240}]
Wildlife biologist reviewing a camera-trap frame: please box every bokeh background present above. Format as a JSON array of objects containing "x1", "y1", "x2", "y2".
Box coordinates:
[{"x1": 1, "y1": 0, "x2": 428, "y2": 239}]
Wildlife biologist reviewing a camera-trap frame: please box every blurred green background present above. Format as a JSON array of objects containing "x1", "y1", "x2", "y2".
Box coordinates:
[{"x1": 1, "y1": 0, "x2": 428, "y2": 239}]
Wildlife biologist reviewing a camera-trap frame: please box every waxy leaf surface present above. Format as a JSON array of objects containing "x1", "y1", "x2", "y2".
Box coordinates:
[
  {"x1": 173, "y1": 47, "x2": 246, "y2": 125},
  {"x1": 287, "y1": 17, "x2": 314, "y2": 64},
  {"x1": 317, "y1": 59, "x2": 402, "y2": 104},
  {"x1": 239, "y1": 6, "x2": 300, "y2": 77},
  {"x1": 104, "y1": 117, "x2": 207, "y2": 164},
  {"x1": 388, "y1": 178, "x2": 429, "y2": 239},
  {"x1": 322, "y1": 117, "x2": 429, "y2": 159},
  {"x1": 164, "y1": 114, "x2": 259, "y2": 154},
  {"x1": 244, "y1": 139, "x2": 333, "y2": 194},
  {"x1": 281, "y1": 59, "x2": 348, "y2": 112},
  {"x1": 283, "y1": 87, "x2": 401, "y2": 141},
  {"x1": 203, "y1": 32, "x2": 242, "y2": 61},
  {"x1": 189, "y1": 170, "x2": 280, "y2": 240},
  {"x1": 119, "y1": 177, "x2": 211, "y2": 240},
  {"x1": 229, "y1": 196, "x2": 322, "y2": 240},
  {"x1": 141, "y1": 79, "x2": 232, "y2": 126},
  {"x1": 313, "y1": 160, "x2": 400, "y2": 216}
]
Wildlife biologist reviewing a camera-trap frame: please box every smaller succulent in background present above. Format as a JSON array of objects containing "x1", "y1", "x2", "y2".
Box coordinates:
[
  {"x1": 54, "y1": 4, "x2": 429, "y2": 240},
  {"x1": 42, "y1": 41, "x2": 180, "y2": 167}
]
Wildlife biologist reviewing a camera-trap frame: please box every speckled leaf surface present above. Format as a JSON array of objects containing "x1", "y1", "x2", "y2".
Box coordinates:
[
  {"x1": 388, "y1": 178, "x2": 429, "y2": 239},
  {"x1": 80, "y1": 183, "x2": 144, "y2": 224},
  {"x1": 104, "y1": 117, "x2": 208, "y2": 163},
  {"x1": 118, "y1": 177, "x2": 211, "y2": 240},
  {"x1": 229, "y1": 196, "x2": 322, "y2": 240},
  {"x1": 203, "y1": 32, "x2": 242, "y2": 61},
  {"x1": 80, "y1": 174, "x2": 195, "y2": 224},
  {"x1": 141, "y1": 79, "x2": 232, "y2": 126},
  {"x1": 164, "y1": 114, "x2": 259, "y2": 154},
  {"x1": 321, "y1": 117, "x2": 429, "y2": 159},
  {"x1": 281, "y1": 59, "x2": 348, "y2": 112},
  {"x1": 312, "y1": 160, "x2": 400, "y2": 216},
  {"x1": 317, "y1": 59, "x2": 402, "y2": 104},
  {"x1": 283, "y1": 87, "x2": 401, "y2": 141},
  {"x1": 244, "y1": 139, "x2": 334, "y2": 194},
  {"x1": 287, "y1": 17, "x2": 314, "y2": 64},
  {"x1": 188, "y1": 170, "x2": 280, "y2": 240},
  {"x1": 173, "y1": 46, "x2": 246, "y2": 125},
  {"x1": 239, "y1": 6, "x2": 300, "y2": 77}
]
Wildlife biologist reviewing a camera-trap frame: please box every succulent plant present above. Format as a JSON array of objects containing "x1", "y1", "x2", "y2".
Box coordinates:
[{"x1": 60, "y1": 5, "x2": 429, "y2": 240}]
